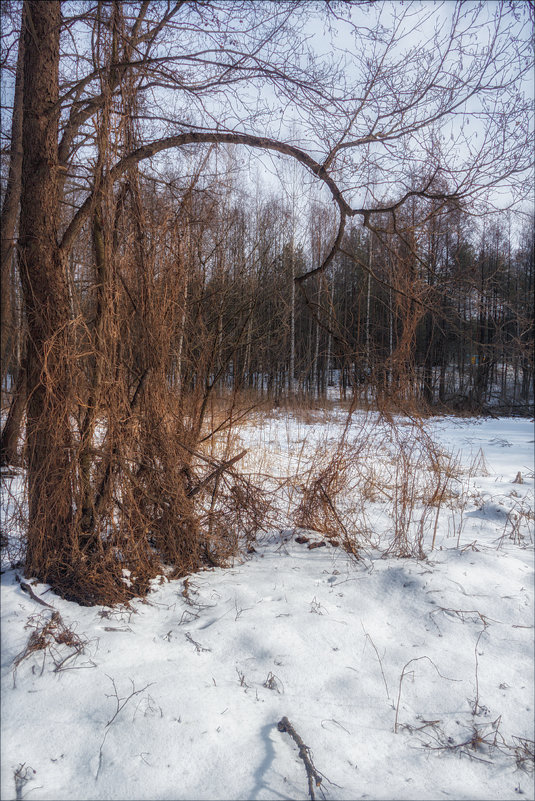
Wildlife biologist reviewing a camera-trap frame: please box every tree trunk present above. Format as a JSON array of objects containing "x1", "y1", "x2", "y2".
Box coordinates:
[
  {"x1": 18, "y1": 1, "x2": 74, "y2": 579},
  {"x1": 289, "y1": 241, "x2": 296, "y2": 396},
  {"x1": 0, "y1": 355, "x2": 26, "y2": 467},
  {"x1": 1, "y1": 5, "x2": 25, "y2": 385}
]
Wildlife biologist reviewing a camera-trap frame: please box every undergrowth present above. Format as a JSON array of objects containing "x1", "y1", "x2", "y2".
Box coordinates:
[{"x1": 2, "y1": 397, "x2": 533, "y2": 605}]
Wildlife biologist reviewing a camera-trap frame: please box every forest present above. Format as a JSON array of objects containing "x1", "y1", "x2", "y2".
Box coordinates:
[
  {"x1": 0, "y1": 1, "x2": 533, "y2": 603},
  {"x1": 1, "y1": 4, "x2": 534, "y2": 800},
  {"x1": 6, "y1": 160, "x2": 533, "y2": 414}
]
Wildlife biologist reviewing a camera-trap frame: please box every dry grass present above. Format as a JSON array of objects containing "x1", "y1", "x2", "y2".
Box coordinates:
[
  {"x1": 12, "y1": 608, "x2": 94, "y2": 682},
  {"x1": 208, "y1": 397, "x2": 530, "y2": 566},
  {"x1": 282, "y1": 410, "x2": 468, "y2": 560}
]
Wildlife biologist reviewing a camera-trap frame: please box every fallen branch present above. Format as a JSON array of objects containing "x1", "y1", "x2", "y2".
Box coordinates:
[
  {"x1": 15, "y1": 574, "x2": 55, "y2": 609},
  {"x1": 278, "y1": 716, "x2": 323, "y2": 800},
  {"x1": 187, "y1": 450, "x2": 247, "y2": 498}
]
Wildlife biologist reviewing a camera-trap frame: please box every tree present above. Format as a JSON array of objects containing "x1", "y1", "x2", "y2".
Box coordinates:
[
  {"x1": 0, "y1": 3, "x2": 24, "y2": 384},
  {"x1": 17, "y1": 1, "x2": 74, "y2": 583}
]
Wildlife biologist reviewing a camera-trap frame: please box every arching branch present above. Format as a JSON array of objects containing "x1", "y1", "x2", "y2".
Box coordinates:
[
  {"x1": 295, "y1": 208, "x2": 347, "y2": 283},
  {"x1": 59, "y1": 131, "x2": 469, "y2": 286},
  {"x1": 59, "y1": 132, "x2": 354, "y2": 272}
]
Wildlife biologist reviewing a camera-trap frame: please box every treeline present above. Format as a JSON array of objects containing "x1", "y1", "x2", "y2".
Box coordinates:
[{"x1": 2, "y1": 166, "x2": 533, "y2": 418}]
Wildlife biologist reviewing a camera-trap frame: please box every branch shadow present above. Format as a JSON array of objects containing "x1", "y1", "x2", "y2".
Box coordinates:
[{"x1": 248, "y1": 721, "x2": 294, "y2": 800}]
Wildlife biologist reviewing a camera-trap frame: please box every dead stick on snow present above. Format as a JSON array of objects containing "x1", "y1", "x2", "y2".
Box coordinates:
[
  {"x1": 278, "y1": 716, "x2": 323, "y2": 800},
  {"x1": 15, "y1": 574, "x2": 55, "y2": 609}
]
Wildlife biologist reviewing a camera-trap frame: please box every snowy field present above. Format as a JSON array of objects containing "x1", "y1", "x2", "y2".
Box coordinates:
[{"x1": 1, "y1": 412, "x2": 534, "y2": 801}]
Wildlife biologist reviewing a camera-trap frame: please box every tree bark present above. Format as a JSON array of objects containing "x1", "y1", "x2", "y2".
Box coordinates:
[
  {"x1": 0, "y1": 355, "x2": 26, "y2": 466},
  {"x1": 1, "y1": 5, "x2": 25, "y2": 384},
  {"x1": 18, "y1": 1, "x2": 73, "y2": 577}
]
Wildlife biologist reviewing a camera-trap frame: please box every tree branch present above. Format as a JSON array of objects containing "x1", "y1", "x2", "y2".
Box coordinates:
[{"x1": 278, "y1": 716, "x2": 323, "y2": 801}]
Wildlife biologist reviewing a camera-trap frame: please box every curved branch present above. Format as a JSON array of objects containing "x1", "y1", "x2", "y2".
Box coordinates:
[
  {"x1": 58, "y1": 132, "x2": 465, "y2": 285},
  {"x1": 59, "y1": 131, "x2": 355, "y2": 262},
  {"x1": 295, "y1": 208, "x2": 347, "y2": 283}
]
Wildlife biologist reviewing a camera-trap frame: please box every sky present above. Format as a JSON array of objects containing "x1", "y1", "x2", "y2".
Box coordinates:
[{"x1": 1, "y1": 2, "x2": 533, "y2": 229}]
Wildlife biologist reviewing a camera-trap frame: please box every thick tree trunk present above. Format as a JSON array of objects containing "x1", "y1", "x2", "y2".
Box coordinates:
[
  {"x1": 1, "y1": 6, "x2": 25, "y2": 384},
  {"x1": 18, "y1": 1, "x2": 74, "y2": 578}
]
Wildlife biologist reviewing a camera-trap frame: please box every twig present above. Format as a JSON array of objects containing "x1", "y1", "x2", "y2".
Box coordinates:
[
  {"x1": 321, "y1": 718, "x2": 351, "y2": 734},
  {"x1": 277, "y1": 716, "x2": 323, "y2": 801},
  {"x1": 185, "y1": 631, "x2": 211, "y2": 652},
  {"x1": 472, "y1": 630, "x2": 485, "y2": 716},
  {"x1": 318, "y1": 482, "x2": 351, "y2": 542},
  {"x1": 14, "y1": 763, "x2": 36, "y2": 801},
  {"x1": 394, "y1": 655, "x2": 460, "y2": 733},
  {"x1": 431, "y1": 607, "x2": 499, "y2": 627},
  {"x1": 105, "y1": 675, "x2": 155, "y2": 727},
  {"x1": 96, "y1": 676, "x2": 155, "y2": 781},
  {"x1": 361, "y1": 623, "x2": 390, "y2": 699},
  {"x1": 263, "y1": 671, "x2": 284, "y2": 693}
]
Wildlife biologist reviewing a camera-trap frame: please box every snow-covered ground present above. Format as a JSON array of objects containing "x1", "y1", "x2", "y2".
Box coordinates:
[{"x1": 1, "y1": 413, "x2": 534, "y2": 800}]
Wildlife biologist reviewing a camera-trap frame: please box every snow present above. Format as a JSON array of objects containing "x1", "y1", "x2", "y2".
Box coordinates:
[{"x1": 1, "y1": 413, "x2": 534, "y2": 800}]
